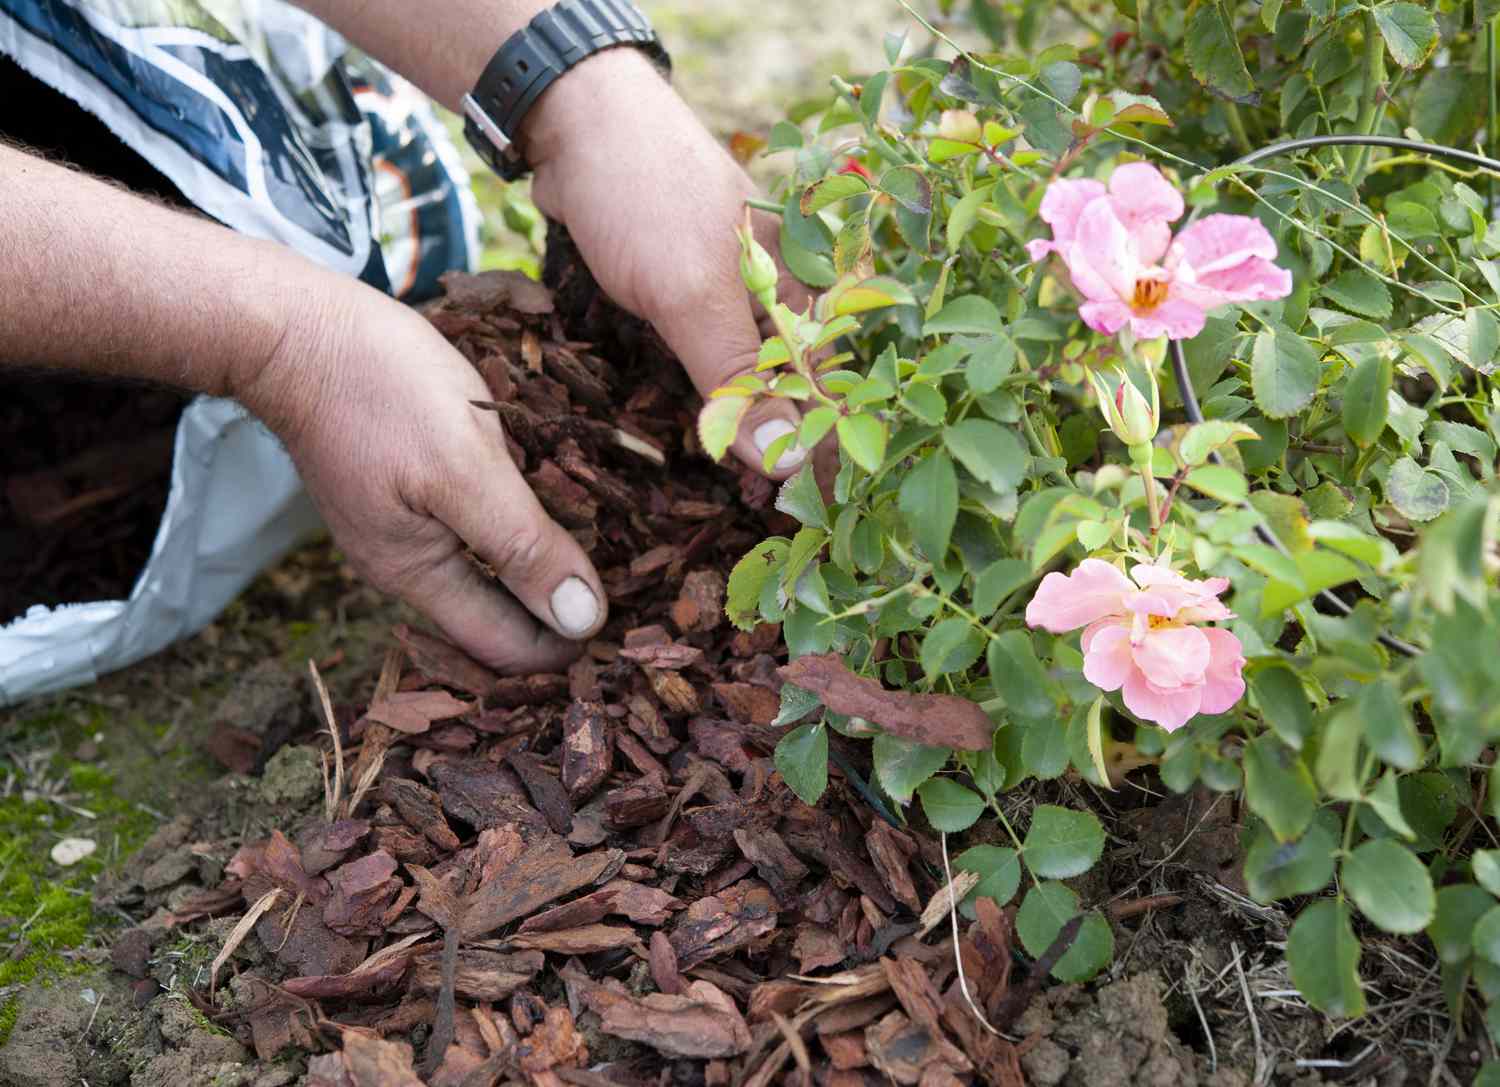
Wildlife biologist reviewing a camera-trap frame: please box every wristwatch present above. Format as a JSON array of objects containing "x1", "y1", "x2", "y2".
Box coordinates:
[{"x1": 462, "y1": 0, "x2": 671, "y2": 181}]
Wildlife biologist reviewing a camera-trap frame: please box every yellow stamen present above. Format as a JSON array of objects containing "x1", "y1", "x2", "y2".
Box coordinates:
[
  {"x1": 1146, "y1": 614, "x2": 1174, "y2": 630},
  {"x1": 1132, "y1": 278, "x2": 1169, "y2": 311}
]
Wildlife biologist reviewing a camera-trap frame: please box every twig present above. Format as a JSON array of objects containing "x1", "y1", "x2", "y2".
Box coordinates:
[
  {"x1": 1231, "y1": 942, "x2": 1268, "y2": 1086},
  {"x1": 308, "y1": 659, "x2": 343, "y2": 822},
  {"x1": 1108, "y1": 894, "x2": 1184, "y2": 921},
  {"x1": 210, "y1": 888, "x2": 282, "y2": 993},
  {"x1": 940, "y1": 831, "x2": 1002, "y2": 1038},
  {"x1": 1185, "y1": 964, "x2": 1217, "y2": 1074}
]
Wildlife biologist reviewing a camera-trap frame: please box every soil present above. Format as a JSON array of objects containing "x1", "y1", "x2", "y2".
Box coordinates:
[{"x1": 0, "y1": 4, "x2": 1474, "y2": 1086}]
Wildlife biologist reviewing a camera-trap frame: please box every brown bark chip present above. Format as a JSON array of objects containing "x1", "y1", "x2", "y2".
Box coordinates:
[
  {"x1": 460, "y1": 843, "x2": 623, "y2": 940},
  {"x1": 732, "y1": 827, "x2": 810, "y2": 904},
  {"x1": 779, "y1": 654, "x2": 993, "y2": 750},
  {"x1": 560, "y1": 701, "x2": 614, "y2": 800},
  {"x1": 671, "y1": 569, "x2": 726, "y2": 633},
  {"x1": 582, "y1": 980, "x2": 752, "y2": 1059},
  {"x1": 506, "y1": 750, "x2": 576, "y2": 835},
  {"x1": 392, "y1": 624, "x2": 500, "y2": 699},
  {"x1": 669, "y1": 879, "x2": 778, "y2": 970}
]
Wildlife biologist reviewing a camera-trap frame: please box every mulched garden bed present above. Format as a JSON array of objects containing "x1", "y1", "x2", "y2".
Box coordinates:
[{"x1": 85, "y1": 235, "x2": 1452, "y2": 1087}]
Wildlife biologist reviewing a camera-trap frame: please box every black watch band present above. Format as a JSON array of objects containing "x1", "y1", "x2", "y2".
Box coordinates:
[{"x1": 462, "y1": 0, "x2": 670, "y2": 181}]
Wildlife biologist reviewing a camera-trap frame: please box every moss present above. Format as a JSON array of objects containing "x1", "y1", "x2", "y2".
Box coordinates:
[{"x1": 0, "y1": 995, "x2": 18, "y2": 1048}]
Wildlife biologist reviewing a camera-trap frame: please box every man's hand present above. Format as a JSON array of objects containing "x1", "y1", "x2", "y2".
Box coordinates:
[
  {"x1": 1, "y1": 141, "x2": 606, "y2": 672},
  {"x1": 243, "y1": 290, "x2": 609, "y2": 672},
  {"x1": 522, "y1": 50, "x2": 813, "y2": 473}
]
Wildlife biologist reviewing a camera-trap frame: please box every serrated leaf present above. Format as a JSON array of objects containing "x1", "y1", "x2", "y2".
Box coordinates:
[
  {"x1": 987, "y1": 631, "x2": 1058, "y2": 721},
  {"x1": 775, "y1": 723, "x2": 828, "y2": 805},
  {"x1": 1250, "y1": 664, "x2": 1313, "y2": 748},
  {"x1": 697, "y1": 395, "x2": 750, "y2": 462},
  {"x1": 1179, "y1": 420, "x2": 1260, "y2": 466},
  {"x1": 774, "y1": 464, "x2": 828, "y2": 530},
  {"x1": 955, "y1": 845, "x2": 1021, "y2": 907},
  {"x1": 1243, "y1": 733, "x2": 1317, "y2": 841},
  {"x1": 1023, "y1": 805, "x2": 1105, "y2": 879},
  {"x1": 1288, "y1": 900, "x2": 1365, "y2": 1017},
  {"x1": 726, "y1": 538, "x2": 789, "y2": 631},
  {"x1": 943, "y1": 419, "x2": 1030, "y2": 492},
  {"x1": 1343, "y1": 839, "x2": 1435, "y2": 934},
  {"x1": 801, "y1": 174, "x2": 870, "y2": 216},
  {"x1": 921, "y1": 617, "x2": 985, "y2": 679},
  {"x1": 917, "y1": 778, "x2": 985, "y2": 832},
  {"x1": 1342, "y1": 354, "x2": 1392, "y2": 448},
  {"x1": 947, "y1": 183, "x2": 996, "y2": 251},
  {"x1": 924, "y1": 294, "x2": 1004, "y2": 336},
  {"x1": 872, "y1": 734, "x2": 951, "y2": 804},
  {"x1": 836, "y1": 413, "x2": 887, "y2": 473},
  {"x1": 1016, "y1": 882, "x2": 1114, "y2": 982},
  {"x1": 1386, "y1": 457, "x2": 1449, "y2": 522},
  {"x1": 965, "y1": 334, "x2": 1017, "y2": 395},
  {"x1": 1430, "y1": 885, "x2": 1494, "y2": 964},
  {"x1": 1322, "y1": 270, "x2": 1393, "y2": 319},
  {"x1": 1365, "y1": 771, "x2": 1416, "y2": 840},
  {"x1": 972, "y1": 558, "x2": 1032, "y2": 617},
  {"x1": 878, "y1": 164, "x2": 932, "y2": 215},
  {"x1": 1474, "y1": 851, "x2": 1500, "y2": 897},
  {"x1": 829, "y1": 275, "x2": 917, "y2": 316},
  {"x1": 773, "y1": 683, "x2": 823, "y2": 727},
  {"x1": 1185, "y1": 0, "x2": 1258, "y2": 102},
  {"x1": 1374, "y1": 2, "x2": 1439, "y2": 68},
  {"x1": 1306, "y1": 521, "x2": 1395, "y2": 569},
  {"x1": 1251, "y1": 327, "x2": 1321, "y2": 419},
  {"x1": 1244, "y1": 818, "x2": 1337, "y2": 902},
  {"x1": 1359, "y1": 678, "x2": 1424, "y2": 771},
  {"x1": 899, "y1": 450, "x2": 958, "y2": 562},
  {"x1": 1184, "y1": 464, "x2": 1249, "y2": 503}
]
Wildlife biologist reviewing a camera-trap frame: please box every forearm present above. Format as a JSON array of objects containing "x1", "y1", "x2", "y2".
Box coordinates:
[{"x1": 0, "y1": 142, "x2": 362, "y2": 409}]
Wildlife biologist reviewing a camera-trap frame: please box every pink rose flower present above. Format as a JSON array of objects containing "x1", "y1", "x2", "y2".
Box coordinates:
[
  {"x1": 1026, "y1": 162, "x2": 1293, "y2": 341},
  {"x1": 1024, "y1": 558, "x2": 1246, "y2": 731}
]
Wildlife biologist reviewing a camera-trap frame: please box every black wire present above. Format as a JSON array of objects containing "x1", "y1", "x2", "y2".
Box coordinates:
[{"x1": 1167, "y1": 135, "x2": 1500, "y2": 659}]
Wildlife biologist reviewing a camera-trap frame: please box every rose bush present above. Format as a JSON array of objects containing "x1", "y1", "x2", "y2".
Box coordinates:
[{"x1": 700, "y1": 0, "x2": 1500, "y2": 1047}]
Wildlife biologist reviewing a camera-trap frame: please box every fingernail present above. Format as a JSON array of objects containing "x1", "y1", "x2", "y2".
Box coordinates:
[
  {"x1": 550, "y1": 577, "x2": 599, "y2": 638},
  {"x1": 753, "y1": 419, "x2": 806, "y2": 472}
]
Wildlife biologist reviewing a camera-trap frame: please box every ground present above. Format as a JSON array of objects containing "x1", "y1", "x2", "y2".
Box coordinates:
[{"x1": 0, "y1": 3, "x2": 1474, "y2": 1085}]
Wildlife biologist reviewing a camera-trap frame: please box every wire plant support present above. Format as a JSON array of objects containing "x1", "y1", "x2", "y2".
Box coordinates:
[{"x1": 1168, "y1": 134, "x2": 1500, "y2": 660}]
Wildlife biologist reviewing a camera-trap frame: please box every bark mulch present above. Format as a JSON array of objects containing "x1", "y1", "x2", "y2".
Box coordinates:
[{"x1": 113, "y1": 233, "x2": 1053, "y2": 1086}]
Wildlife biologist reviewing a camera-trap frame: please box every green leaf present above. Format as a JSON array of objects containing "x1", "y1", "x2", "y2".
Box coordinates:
[
  {"x1": 1374, "y1": 2, "x2": 1439, "y2": 68},
  {"x1": 1360, "y1": 678, "x2": 1424, "y2": 771},
  {"x1": 1474, "y1": 851, "x2": 1500, "y2": 898},
  {"x1": 872, "y1": 734, "x2": 951, "y2": 804},
  {"x1": 1022, "y1": 805, "x2": 1105, "y2": 879},
  {"x1": 836, "y1": 413, "x2": 887, "y2": 473},
  {"x1": 955, "y1": 845, "x2": 1021, "y2": 907},
  {"x1": 1288, "y1": 900, "x2": 1365, "y2": 1017},
  {"x1": 829, "y1": 275, "x2": 917, "y2": 316},
  {"x1": 902, "y1": 383, "x2": 948, "y2": 426},
  {"x1": 1251, "y1": 327, "x2": 1321, "y2": 419},
  {"x1": 924, "y1": 294, "x2": 1004, "y2": 336},
  {"x1": 775, "y1": 723, "x2": 828, "y2": 805},
  {"x1": 1022, "y1": 716, "x2": 1071, "y2": 781},
  {"x1": 1185, "y1": 0, "x2": 1257, "y2": 103},
  {"x1": 1341, "y1": 355, "x2": 1392, "y2": 448},
  {"x1": 943, "y1": 419, "x2": 1030, "y2": 492},
  {"x1": 878, "y1": 165, "x2": 933, "y2": 215},
  {"x1": 801, "y1": 174, "x2": 870, "y2": 216},
  {"x1": 1261, "y1": 549, "x2": 1363, "y2": 615},
  {"x1": 899, "y1": 450, "x2": 959, "y2": 562},
  {"x1": 1469, "y1": 308, "x2": 1500, "y2": 373},
  {"x1": 972, "y1": 559, "x2": 1032, "y2": 617},
  {"x1": 1183, "y1": 464, "x2": 1248, "y2": 504},
  {"x1": 1430, "y1": 885, "x2": 1495, "y2": 964},
  {"x1": 965, "y1": 334, "x2": 1018, "y2": 395},
  {"x1": 987, "y1": 631, "x2": 1058, "y2": 721},
  {"x1": 918, "y1": 778, "x2": 985, "y2": 832},
  {"x1": 768, "y1": 120, "x2": 802, "y2": 152},
  {"x1": 1321, "y1": 270, "x2": 1393, "y2": 319},
  {"x1": 1306, "y1": 521, "x2": 1396, "y2": 569},
  {"x1": 1179, "y1": 420, "x2": 1260, "y2": 466},
  {"x1": 1343, "y1": 839, "x2": 1435, "y2": 934},
  {"x1": 725, "y1": 538, "x2": 788, "y2": 631},
  {"x1": 1249, "y1": 663, "x2": 1313, "y2": 749},
  {"x1": 697, "y1": 395, "x2": 750, "y2": 462},
  {"x1": 773, "y1": 683, "x2": 822, "y2": 727},
  {"x1": 1016, "y1": 882, "x2": 1114, "y2": 982},
  {"x1": 921, "y1": 617, "x2": 985, "y2": 679},
  {"x1": 1243, "y1": 733, "x2": 1318, "y2": 841},
  {"x1": 774, "y1": 464, "x2": 828, "y2": 530},
  {"x1": 1244, "y1": 818, "x2": 1337, "y2": 902},
  {"x1": 947, "y1": 183, "x2": 995, "y2": 252},
  {"x1": 1477, "y1": 907, "x2": 1500, "y2": 967},
  {"x1": 1386, "y1": 456, "x2": 1449, "y2": 522}
]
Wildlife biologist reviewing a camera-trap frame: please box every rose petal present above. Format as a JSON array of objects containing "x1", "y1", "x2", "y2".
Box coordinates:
[
  {"x1": 1131, "y1": 624, "x2": 1211, "y2": 690},
  {"x1": 1065, "y1": 199, "x2": 1139, "y2": 303},
  {"x1": 1130, "y1": 297, "x2": 1206, "y2": 341},
  {"x1": 1078, "y1": 298, "x2": 1134, "y2": 336},
  {"x1": 1024, "y1": 559, "x2": 1133, "y2": 633},
  {"x1": 1081, "y1": 622, "x2": 1134, "y2": 691},
  {"x1": 1037, "y1": 178, "x2": 1107, "y2": 248},
  {"x1": 1107, "y1": 163, "x2": 1185, "y2": 233},
  {"x1": 1171, "y1": 213, "x2": 1278, "y2": 276},
  {"x1": 1198, "y1": 627, "x2": 1247, "y2": 715},
  {"x1": 1121, "y1": 671, "x2": 1202, "y2": 732}
]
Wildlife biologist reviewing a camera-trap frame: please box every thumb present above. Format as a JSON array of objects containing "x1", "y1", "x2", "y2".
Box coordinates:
[{"x1": 654, "y1": 269, "x2": 809, "y2": 481}]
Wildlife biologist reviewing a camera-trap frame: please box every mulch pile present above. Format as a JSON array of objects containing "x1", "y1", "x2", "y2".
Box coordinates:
[
  {"x1": 0, "y1": 378, "x2": 184, "y2": 621},
  {"x1": 110, "y1": 234, "x2": 1057, "y2": 1086}
]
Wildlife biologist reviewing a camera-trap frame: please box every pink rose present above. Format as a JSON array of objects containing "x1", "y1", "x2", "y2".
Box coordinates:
[
  {"x1": 1024, "y1": 558, "x2": 1246, "y2": 731},
  {"x1": 1026, "y1": 162, "x2": 1293, "y2": 341}
]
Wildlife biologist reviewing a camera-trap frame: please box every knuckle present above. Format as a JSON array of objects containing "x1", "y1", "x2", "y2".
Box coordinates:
[{"x1": 488, "y1": 521, "x2": 556, "y2": 581}]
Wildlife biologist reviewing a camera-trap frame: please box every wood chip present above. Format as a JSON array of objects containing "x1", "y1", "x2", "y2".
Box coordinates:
[{"x1": 780, "y1": 654, "x2": 993, "y2": 751}]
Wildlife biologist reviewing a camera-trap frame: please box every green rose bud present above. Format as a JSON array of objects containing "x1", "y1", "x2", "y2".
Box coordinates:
[
  {"x1": 1087, "y1": 365, "x2": 1159, "y2": 449},
  {"x1": 737, "y1": 214, "x2": 779, "y2": 311}
]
